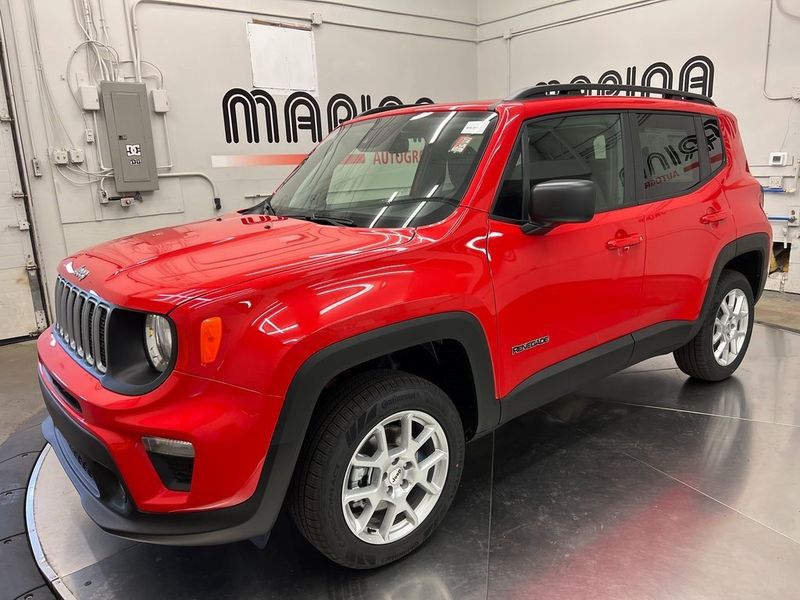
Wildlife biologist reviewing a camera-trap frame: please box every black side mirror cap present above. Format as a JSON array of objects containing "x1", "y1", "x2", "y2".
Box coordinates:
[{"x1": 523, "y1": 179, "x2": 596, "y2": 235}]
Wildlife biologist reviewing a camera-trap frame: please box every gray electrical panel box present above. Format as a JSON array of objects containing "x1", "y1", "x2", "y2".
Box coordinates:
[{"x1": 100, "y1": 81, "x2": 159, "y2": 192}]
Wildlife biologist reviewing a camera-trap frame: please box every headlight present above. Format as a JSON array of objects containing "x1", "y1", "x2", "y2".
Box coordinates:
[{"x1": 144, "y1": 314, "x2": 173, "y2": 372}]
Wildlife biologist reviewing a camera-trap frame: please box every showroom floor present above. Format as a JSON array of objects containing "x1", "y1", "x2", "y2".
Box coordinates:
[{"x1": 1, "y1": 322, "x2": 798, "y2": 599}]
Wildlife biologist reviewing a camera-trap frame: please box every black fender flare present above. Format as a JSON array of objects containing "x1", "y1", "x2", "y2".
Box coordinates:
[
  {"x1": 691, "y1": 232, "x2": 770, "y2": 339},
  {"x1": 248, "y1": 311, "x2": 499, "y2": 536}
]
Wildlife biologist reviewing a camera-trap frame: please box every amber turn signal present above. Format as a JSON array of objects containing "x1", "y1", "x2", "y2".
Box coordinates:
[{"x1": 200, "y1": 317, "x2": 223, "y2": 365}]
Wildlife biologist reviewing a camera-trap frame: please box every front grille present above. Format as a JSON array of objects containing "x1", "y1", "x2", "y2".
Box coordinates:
[{"x1": 54, "y1": 276, "x2": 112, "y2": 375}]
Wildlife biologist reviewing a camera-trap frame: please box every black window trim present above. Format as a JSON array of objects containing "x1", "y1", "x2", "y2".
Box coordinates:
[
  {"x1": 630, "y1": 109, "x2": 726, "y2": 205},
  {"x1": 702, "y1": 114, "x2": 727, "y2": 178},
  {"x1": 489, "y1": 109, "x2": 635, "y2": 224}
]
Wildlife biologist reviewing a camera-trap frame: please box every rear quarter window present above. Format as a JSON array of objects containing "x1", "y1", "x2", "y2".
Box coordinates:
[{"x1": 702, "y1": 116, "x2": 725, "y2": 175}]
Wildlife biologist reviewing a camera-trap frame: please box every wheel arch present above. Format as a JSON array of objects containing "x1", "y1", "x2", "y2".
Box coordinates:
[
  {"x1": 696, "y1": 233, "x2": 770, "y2": 335},
  {"x1": 287, "y1": 312, "x2": 499, "y2": 440},
  {"x1": 248, "y1": 312, "x2": 498, "y2": 535}
]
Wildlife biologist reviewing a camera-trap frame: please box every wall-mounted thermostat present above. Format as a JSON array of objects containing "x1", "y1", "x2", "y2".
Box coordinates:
[
  {"x1": 769, "y1": 152, "x2": 789, "y2": 167},
  {"x1": 100, "y1": 81, "x2": 159, "y2": 193}
]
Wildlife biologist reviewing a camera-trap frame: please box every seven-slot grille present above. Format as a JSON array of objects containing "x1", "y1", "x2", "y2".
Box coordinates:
[{"x1": 54, "y1": 276, "x2": 111, "y2": 374}]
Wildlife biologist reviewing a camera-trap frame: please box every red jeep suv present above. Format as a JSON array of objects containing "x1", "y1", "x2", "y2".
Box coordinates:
[{"x1": 38, "y1": 84, "x2": 770, "y2": 569}]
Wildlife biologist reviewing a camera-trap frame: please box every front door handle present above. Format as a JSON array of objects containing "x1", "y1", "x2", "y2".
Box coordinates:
[
  {"x1": 700, "y1": 210, "x2": 728, "y2": 224},
  {"x1": 607, "y1": 234, "x2": 643, "y2": 251}
]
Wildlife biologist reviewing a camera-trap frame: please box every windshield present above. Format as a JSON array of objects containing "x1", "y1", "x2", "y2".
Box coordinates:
[{"x1": 266, "y1": 110, "x2": 497, "y2": 228}]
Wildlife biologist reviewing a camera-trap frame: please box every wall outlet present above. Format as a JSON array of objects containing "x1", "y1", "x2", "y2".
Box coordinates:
[
  {"x1": 769, "y1": 176, "x2": 784, "y2": 188},
  {"x1": 78, "y1": 85, "x2": 100, "y2": 111},
  {"x1": 31, "y1": 157, "x2": 42, "y2": 177},
  {"x1": 151, "y1": 89, "x2": 170, "y2": 113},
  {"x1": 84, "y1": 128, "x2": 95, "y2": 143},
  {"x1": 769, "y1": 152, "x2": 789, "y2": 166},
  {"x1": 69, "y1": 148, "x2": 85, "y2": 164},
  {"x1": 51, "y1": 148, "x2": 69, "y2": 165}
]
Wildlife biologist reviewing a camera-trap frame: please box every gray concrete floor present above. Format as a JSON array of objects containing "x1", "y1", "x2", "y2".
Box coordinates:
[
  {"x1": 756, "y1": 290, "x2": 800, "y2": 332},
  {"x1": 0, "y1": 340, "x2": 43, "y2": 444}
]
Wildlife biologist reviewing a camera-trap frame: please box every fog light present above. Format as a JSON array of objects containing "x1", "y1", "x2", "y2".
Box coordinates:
[{"x1": 142, "y1": 436, "x2": 195, "y2": 458}]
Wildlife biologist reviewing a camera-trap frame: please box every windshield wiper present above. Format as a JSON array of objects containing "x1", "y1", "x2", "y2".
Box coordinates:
[
  {"x1": 322, "y1": 196, "x2": 459, "y2": 212},
  {"x1": 260, "y1": 196, "x2": 277, "y2": 215},
  {"x1": 239, "y1": 195, "x2": 277, "y2": 215},
  {"x1": 281, "y1": 212, "x2": 356, "y2": 227}
]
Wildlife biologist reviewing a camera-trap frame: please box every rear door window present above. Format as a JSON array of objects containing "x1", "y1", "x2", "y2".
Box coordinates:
[{"x1": 636, "y1": 113, "x2": 701, "y2": 200}]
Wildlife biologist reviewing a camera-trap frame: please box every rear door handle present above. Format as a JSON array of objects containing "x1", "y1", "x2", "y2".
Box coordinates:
[
  {"x1": 700, "y1": 211, "x2": 728, "y2": 224},
  {"x1": 607, "y1": 234, "x2": 643, "y2": 251}
]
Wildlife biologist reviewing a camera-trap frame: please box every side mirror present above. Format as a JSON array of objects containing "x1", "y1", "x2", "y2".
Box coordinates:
[{"x1": 522, "y1": 179, "x2": 596, "y2": 234}]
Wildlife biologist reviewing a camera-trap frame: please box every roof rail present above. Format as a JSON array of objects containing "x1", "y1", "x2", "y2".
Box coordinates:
[
  {"x1": 505, "y1": 84, "x2": 715, "y2": 106},
  {"x1": 359, "y1": 104, "x2": 415, "y2": 117}
]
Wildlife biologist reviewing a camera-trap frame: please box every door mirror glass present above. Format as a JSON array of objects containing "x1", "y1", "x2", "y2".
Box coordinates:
[{"x1": 525, "y1": 179, "x2": 596, "y2": 233}]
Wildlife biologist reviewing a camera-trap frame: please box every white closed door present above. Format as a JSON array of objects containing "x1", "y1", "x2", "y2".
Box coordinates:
[{"x1": 0, "y1": 74, "x2": 43, "y2": 340}]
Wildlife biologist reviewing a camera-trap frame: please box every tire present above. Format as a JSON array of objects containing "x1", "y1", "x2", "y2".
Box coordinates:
[
  {"x1": 289, "y1": 369, "x2": 465, "y2": 569},
  {"x1": 674, "y1": 269, "x2": 754, "y2": 381}
]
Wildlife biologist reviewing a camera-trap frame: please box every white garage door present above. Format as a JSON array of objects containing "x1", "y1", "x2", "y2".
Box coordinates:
[{"x1": 0, "y1": 74, "x2": 43, "y2": 341}]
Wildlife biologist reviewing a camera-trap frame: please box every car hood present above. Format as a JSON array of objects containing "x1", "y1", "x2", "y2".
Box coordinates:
[{"x1": 58, "y1": 213, "x2": 415, "y2": 313}]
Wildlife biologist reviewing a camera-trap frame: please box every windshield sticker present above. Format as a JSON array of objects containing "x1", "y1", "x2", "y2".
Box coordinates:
[
  {"x1": 449, "y1": 135, "x2": 473, "y2": 154},
  {"x1": 461, "y1": 120, "x2": 491, "y2": 135}
]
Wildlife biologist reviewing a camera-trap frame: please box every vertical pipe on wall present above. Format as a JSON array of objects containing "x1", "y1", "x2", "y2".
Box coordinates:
[
  {"x1": 763, "y1": 0, "x2": 794, "y2": 101},
  {"x1": 506, "y1": 35, "x2": 511, "y2": 95}
]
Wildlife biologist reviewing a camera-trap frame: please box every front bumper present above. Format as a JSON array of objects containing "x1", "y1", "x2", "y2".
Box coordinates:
[{"x1": 37, "y1": 328, "x2": 290, "y2": 545}]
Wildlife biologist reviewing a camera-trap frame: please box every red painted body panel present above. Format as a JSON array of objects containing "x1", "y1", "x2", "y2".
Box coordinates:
[
  {"x1": 38, "y1": 331, "x2": 279, "y2": 511},
  {"x1": 488, "y1": 205, "x2": 646, "y2": 398},
  {"x1": 38, "y1": 94, "x2": 770, "y2": 518}
]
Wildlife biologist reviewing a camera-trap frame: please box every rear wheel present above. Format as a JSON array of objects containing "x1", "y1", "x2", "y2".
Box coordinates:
[
  {"x1": 674, "y1": 269, "x2": 754, "y2": 381},
  {"x1": 290, "y1": 370, "x2": 464, "y2": 569}
]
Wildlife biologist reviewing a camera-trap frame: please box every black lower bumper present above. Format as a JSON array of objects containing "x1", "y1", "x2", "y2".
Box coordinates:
[{"x1": 39, "y1": 369, "x2": 285, "y2": 545}]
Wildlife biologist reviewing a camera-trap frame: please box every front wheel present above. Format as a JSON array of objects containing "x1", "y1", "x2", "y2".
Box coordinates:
[
  {"x1": 290, "y1": 370, "x2": 465, "y2": 569},
  {"x1": 674, "y1": 269, "x2": 754, "y2": 381}
]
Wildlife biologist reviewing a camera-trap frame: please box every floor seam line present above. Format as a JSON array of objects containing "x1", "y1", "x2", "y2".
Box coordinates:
[
  {"x1": 56, "y1": 541, "x2": 141, "y2": 579},
  {"x1": 622, "y1": 451, "x2": 800, "y2": 547},
  {"x1": 614, "y1": 367, "x2": 680, "y2": 376},
  {"x1": 0, "y1": 451, "x2": 41, "y2": 466},
  {"x1": 548, "y1": 413, "x2": 800, "y2": 548},
  {"x1": 600, "y1": 398, "x2": 800, "y2": 428},
  {"x1": 485, "y1": 430, "x2": 495, "y2": 600}
]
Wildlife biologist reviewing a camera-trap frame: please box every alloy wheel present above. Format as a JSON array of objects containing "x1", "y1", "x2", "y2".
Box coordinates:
[
  {"x1": 713, "y1": 288, "x2": 749, "y2": 366},
  {"x1": 341, "y1": 410, "x2": 449, "y2": 545}
]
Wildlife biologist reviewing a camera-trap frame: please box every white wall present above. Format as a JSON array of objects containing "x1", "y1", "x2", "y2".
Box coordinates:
[
  {"x1": 0, "y1": 0, "x2": 478, "y2": 313},
  {"x1": 4, "y1": 0, "x2": 800, "y2": 316},
  {"x1": 476, "y1": 0, "x2": 800, "y2": 292}
]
